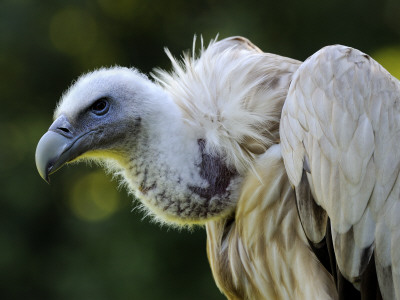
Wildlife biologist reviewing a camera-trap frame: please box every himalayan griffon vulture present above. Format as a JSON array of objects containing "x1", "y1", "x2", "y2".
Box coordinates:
[{"x1": 35, "y1": 36, "x2": 400, "y2": 300}]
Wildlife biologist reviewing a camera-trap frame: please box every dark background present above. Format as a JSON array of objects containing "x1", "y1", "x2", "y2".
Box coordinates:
[{"x1": 1, "y1": 0, "x2": 399, "y2": 299}]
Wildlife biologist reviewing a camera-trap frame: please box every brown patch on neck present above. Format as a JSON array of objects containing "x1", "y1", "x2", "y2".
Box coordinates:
[{"x1": 189, "y1": 139, "x2": 237, "y2": 201}]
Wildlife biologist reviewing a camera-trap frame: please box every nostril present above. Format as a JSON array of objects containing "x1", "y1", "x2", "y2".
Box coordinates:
[
  {"x1": 49, "y1": 115, "x2": 74, "y2": 137},
  {"x1": 55, "y1": 126, "x2": 73, "y2": 137},
  {"x1": 58, "y1": 127, "x2": 70, "y2": 133}
]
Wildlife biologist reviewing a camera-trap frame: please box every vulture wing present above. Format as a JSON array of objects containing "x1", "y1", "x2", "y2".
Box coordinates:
[{"x1": 280, "y1": 45, "x2": 400, "y2": 299}]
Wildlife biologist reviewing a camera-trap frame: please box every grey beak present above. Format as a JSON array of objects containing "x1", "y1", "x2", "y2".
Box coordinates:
[{"x1": 35, "y1": 115, "x2": 81, "y2": 183}]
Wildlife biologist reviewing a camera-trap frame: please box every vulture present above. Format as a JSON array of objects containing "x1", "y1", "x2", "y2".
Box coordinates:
[{"x1": 35, "y1": 36, "x2": 400, "y2": 300}]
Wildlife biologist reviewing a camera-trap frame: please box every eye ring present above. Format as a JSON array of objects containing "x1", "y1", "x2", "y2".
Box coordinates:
[{"x1": 91, "y1": 98, "x2": 109, "y2": 116}]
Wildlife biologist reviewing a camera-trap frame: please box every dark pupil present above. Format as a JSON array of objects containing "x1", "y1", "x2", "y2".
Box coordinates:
[{"x1": 93, "y1": 100, "x2": 106, "y2": 111}]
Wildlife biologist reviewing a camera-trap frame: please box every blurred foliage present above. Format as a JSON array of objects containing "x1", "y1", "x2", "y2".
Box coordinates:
[{"x1": 0, "y1": 0, "x2": 399, "y2": 299}]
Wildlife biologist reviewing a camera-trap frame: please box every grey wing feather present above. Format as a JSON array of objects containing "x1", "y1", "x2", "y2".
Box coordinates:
[{"x1": 280, "y1": 44, "x2": 400, "y2": 299}]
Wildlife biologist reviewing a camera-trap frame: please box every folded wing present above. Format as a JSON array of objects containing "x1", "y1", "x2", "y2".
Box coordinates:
[{"x1": 280, "y1": 45, "x2": 400, "y2": 299}]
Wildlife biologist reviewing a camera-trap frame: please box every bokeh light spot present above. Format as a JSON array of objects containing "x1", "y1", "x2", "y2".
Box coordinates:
[
  {"x1": 373, "y1": 46, "x2": 400, "y2": 80},
  {"x1": 69, "y1": 171, "x2": 120, "y2": 222},
  {"x1": 49, "y1": 7, "x2": 97, "y2": 56}
]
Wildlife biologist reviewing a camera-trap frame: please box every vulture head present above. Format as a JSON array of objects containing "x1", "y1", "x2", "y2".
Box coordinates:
[
  {"x1": 36, "y1": 65, "x2": 242, "y2": 225},
  {"x1": 36, "y1": 67, "x2": 149, "y2": 179}
]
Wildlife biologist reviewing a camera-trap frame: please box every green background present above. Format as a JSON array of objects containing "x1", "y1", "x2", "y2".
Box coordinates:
[{"x1": 1, "y1": 0, "x2": 399, "y2": 299}]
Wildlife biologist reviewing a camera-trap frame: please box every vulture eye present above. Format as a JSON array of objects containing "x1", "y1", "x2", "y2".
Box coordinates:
[{"x1": 91, "y1": 98, "x2": 109, "y2": 116}]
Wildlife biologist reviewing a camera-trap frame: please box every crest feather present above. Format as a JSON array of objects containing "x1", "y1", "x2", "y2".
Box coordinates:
[{"x1": 153, "y1": 36, "x2": 301, "y2": 174}]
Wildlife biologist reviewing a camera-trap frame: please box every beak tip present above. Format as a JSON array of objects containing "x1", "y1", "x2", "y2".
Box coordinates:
[
  {"x1": 35, "y1": 115, "x2": 81, "y2": 183},
  {"x1": 35, "y1": 131, "x2": 69, "y2": 183},
  {"x1": 36, "y1": 160, "x2": 51, "y2": 184},
  {"x1": 44, "y1": 166, "x2": 52, "y2": 184},
  {"x1": 42, "y1": 168, "x2": 51, "y2": 184}
]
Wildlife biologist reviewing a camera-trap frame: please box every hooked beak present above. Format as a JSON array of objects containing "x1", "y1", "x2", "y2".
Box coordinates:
[{"x1": 35, "y1": 115, "x2": 90, "y2": 183}]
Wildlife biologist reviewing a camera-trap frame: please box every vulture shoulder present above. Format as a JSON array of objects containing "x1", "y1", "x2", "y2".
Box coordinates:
[{"x1": 281, "y1": 44, "x2": 400, "y2": 299}]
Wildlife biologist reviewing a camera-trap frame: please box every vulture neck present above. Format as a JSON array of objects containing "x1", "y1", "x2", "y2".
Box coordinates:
[{"x1": 120, "y1": 90, "x2": 240, "y2": 225}]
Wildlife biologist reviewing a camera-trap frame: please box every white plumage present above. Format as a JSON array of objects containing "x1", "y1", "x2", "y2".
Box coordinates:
[
  {"x1": 153, "y1": 37, "x2": 299, "y2": 174},
  {"x1": 35, "y1": 36, "x2": 400, "y2": 300}
]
